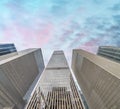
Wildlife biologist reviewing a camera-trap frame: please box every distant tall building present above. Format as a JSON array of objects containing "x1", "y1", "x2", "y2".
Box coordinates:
[
  {"x1": 0, "y1": 44, "x2": 17, "y2": 56},
  {"x1": 97, "y1": 46, "x2": 120, "y2": 63}
]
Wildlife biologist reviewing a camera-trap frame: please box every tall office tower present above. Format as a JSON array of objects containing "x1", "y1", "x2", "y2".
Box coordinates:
[
  {"x1": 0, "y1": 48, "x2": 44, "y2": 109},
  {"x1": 0, "y1": 44, "x2": 17, "y2": 56},
  {"x1": 97, "y1": 46, "x2": 120, "y2": 63},
  {"x1": 72, "y1": 49, "x2": 120, "y2": 109},
  {"x1": 26, "y1": 51, "x2": 84, "y2": 109}
]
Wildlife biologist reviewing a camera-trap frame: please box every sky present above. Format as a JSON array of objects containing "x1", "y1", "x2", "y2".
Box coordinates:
[{"x1": 0, "y1": 0, "x2": 120, "y2": 65}]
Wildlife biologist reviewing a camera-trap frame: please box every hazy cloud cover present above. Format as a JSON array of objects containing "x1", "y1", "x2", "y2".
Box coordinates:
[{"x1": 0, "y1": 0, "x2": 120, "y2": 64}]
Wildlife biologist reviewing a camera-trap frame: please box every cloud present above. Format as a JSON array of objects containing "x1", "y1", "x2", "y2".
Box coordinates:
[
  {"x1": 1, "y1": 18, "x2": 54, "y2": 50},
  {"x1": 110, "y1": 3, "x2": 120, "y2": 11},
  {"x1": 113, "y1": 15, "x2": 120, "y2": 24},
  {"x1": 0, "y1": 0, "x2": 120, "y2": 63}
]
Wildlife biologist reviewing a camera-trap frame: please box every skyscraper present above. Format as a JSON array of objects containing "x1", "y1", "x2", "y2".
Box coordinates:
[
  {"x1": 0, "y1": 48, "x2": 44, "y2": 109},
  {"x1": 97, "y1": 46, "x2": 120, "y2": 63},
  {"x1": 25, "y1": 51, "x2": 84, "y2": 109},
  {"x1": 72, "y1": 49, "x2": 120, "y2": 109},
  {"x1": 1, "y1": 48, "x2": 120, "y2": 109},
  {"x1": 0, "y1": 44, "x2": 17, "y2": 56}
]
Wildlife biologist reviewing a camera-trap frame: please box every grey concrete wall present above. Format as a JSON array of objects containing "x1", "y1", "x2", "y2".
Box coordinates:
[
  {"x1": 0, "y1": 48, "x2": 44, "y2": 109},
  {"x1": 72, "y1": 49, "x2": 120, "y2": 109},
  {"x1": 0, "y1": 52, "x2": 18, "y2": 61}
]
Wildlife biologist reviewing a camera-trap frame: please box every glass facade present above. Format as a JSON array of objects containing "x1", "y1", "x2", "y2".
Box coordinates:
[
  {"x1": 97, "y1": 46, "x2": 120, "y2": 63},
  {"x1": 0, "y1": 44, "x2": 17, "y2": 56}
]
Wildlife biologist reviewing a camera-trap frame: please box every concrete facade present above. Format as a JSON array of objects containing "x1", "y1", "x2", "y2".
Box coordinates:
[
  {"x1": 72, "y1": 49, "x2": 120, "y2": 109},
  {"x1": 0, "y1": 49, "x2": 44, "y2": 109},
  {"x1": 0, "y1": 52, "x2": 18, "y2": 61}
]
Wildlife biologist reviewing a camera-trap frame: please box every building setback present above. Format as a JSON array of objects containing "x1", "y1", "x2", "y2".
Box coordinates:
[
  {"x1": 97, "y1": 46, "x2": 120, "y2": 63},
  {"x1": 72, "y1": 49, "x2": 120, "y2": 109},
  {"x1": 0, "y1": 48, "x2": 44, "y2": 109}
]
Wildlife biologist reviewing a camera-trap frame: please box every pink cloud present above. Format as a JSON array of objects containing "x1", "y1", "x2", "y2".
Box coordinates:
[
  {"x1": 79, "y1": 38, "x2": 100, "y2": 53},
  {"x1": 60, "y1": 30, "x2": 74, "y2": 41},
  {"x1": 1, "y1": 21, "x2": 54, "y2": 50},
  {"x1": 84, "y1": 39, "x2": 98, "y2": 46},
  {"x1": 68, "y1": 32, "x2": 87, "y2": 48}
]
